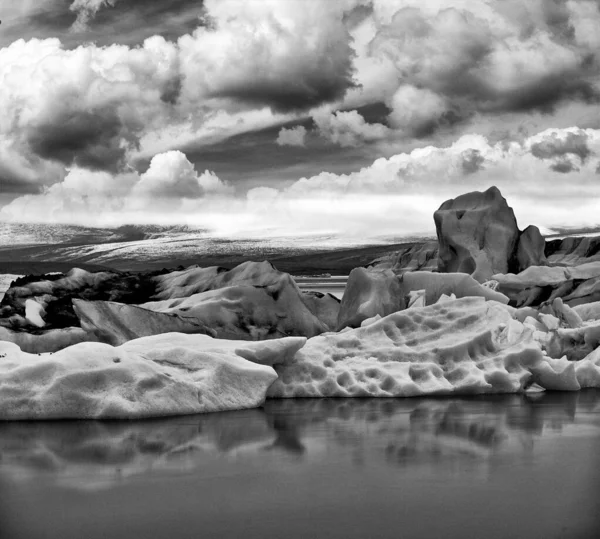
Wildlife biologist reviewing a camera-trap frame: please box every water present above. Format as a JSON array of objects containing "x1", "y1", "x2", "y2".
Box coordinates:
[
  {"x1": 295, "y1": 275, "x2": 348, "y2": 299},
  {"x1": 1, "y1": 392, "x2": 600, "y2": 539}
]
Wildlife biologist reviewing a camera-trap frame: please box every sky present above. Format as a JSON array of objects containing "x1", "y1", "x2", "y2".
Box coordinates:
[{"x1": 0, "y1": 0, "x2": 600, "y2": 240}]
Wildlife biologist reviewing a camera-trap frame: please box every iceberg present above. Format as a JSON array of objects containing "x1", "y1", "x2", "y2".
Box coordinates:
[
  {"x1": 268, "y1": 297, "x2": 599, "y2": 398},
  {"x1": 0, "y1": 333, "x2": 305, "y2": 420}
]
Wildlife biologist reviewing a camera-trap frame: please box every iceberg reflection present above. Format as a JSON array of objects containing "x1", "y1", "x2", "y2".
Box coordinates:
[{"x1": 1, "y1": 392, "x2": 599, "y2": 490}]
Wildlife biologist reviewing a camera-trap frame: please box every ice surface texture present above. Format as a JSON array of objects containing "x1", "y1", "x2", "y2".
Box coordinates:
[
  {"x1": 0, "y1": 333, "x2": 305, "y2": 420},
  {"x1": 268, "y1": 297, "x2": 599, "y2": 398},
  {"x1": 494, "y1": 262, "x2": 600, "y2": 307},
  {"x1": 73, "y1": 299, "x2": 216, "y2": 345}
]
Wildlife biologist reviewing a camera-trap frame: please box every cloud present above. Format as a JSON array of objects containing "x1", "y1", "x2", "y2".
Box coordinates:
[
  {"x1": 386, "y1": 85, "x2": 452, "y2": 135},
  {"x1": 177, "y1": 0, "x2": 359, "y2": 113},
  {"x1": 0, "y1": 0, "x2": 365, "y2": 195},
  {"x1": 528, "y1": 128, "x2": 594, "y2": 173},
  {"x1": 69, "y1": 0, "x2": 120, "y2": 31},
  {"x1": 348, "y1": 1, "x2": 600, "y2": 126},
  {"x1": 550, "y1": 159, "x2": 578, "y2": 173},
  {"x1": 0, "y1": 151, "x2": 233, "y2": 226},
  {"x1": 0, "y1": 36, "x2": 180, "y2": 182},
  {"x1": 267, "y1": 126, "x2": 600, "y2": 234},
  {"x1": 4, "y1": 127, "x2": 599, "y2": 238},
  {"x1": 134, "y1": 151, "x2": 232, "y2": 199},
  {"x1": 460, "y1": 149, "x2": 485, "y2": 175},
  {"x1": 276, "y1": 126, "x2": 307, "y2": 147},
  {"x1": 530, "y1": 131, "x2": 592, "y2": 162},
  {"x1": 2, "y1": 0, "x2": 600, "y2": 212},
  {"x1": 313, "y1": 109, "x2": 390, "y2": 147}
]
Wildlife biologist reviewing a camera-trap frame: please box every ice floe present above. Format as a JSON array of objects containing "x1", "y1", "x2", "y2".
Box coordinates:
[
  {"x1": 0, "y1": 333, "x2": 305, "y2": 420},
  {"x1": 268, "y1": 297, "x2": 600, "y2": 398}
]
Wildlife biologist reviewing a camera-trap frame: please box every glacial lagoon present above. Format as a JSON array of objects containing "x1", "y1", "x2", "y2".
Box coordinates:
[{"x1": 1, "y1": 392, "x2": 599, "y2": 539}]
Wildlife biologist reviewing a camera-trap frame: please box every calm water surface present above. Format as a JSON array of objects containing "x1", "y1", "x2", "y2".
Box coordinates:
[{"x1": 1, "y1": 392, "x2": 600, "y2": 539}]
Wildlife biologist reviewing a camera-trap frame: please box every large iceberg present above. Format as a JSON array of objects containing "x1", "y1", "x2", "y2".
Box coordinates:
[
  {"x1": 0, "y1": 333, "x2": 305, "y2": 420},
  {"x1": 268, "y1": 297, "x2": 599, "y2": 398},
  {"x1": 434, "y1": 187, "x2": 546, "y2": 282},
  {"x1": 337, "y1": 268, "x2": 405, "y2": 330}
]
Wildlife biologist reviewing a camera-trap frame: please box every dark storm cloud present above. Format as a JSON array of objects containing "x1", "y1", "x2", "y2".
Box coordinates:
[
  {"x1": 530, "y1": 132, "x2": 592, "y2": 162},
  {"x1": 0, "y1": 1, "x2": 70, "y2": 48},
  {"x1": 0, "y1": 171, "x2": 41, "y2": 195},
  {"x1": 178, "y1": 118, "x2": 375, "y2": 191},
  {"x1": 490, "y1": 58, "x2": 600, "y2": 114},
  {"x1": 365, "y1": 2, "x2": 600, "y2": 141},
  {"x1": 461, "y1": 149, "x2": 485, "y2": 175},
  {"x1": 81, "y1": 0, "x2": 206, "y2": 47},
  {"x1": 0, "y1": 0, "x2": 205, "y2": 49},
  {"x1": 428, "y1": 44, "x2": 598, "y2": 117},
  {"x1": 211, "y1": 36, "x2": 357, "y2": 114},
  {"x1": 541, "y1": 0, "x2": 575, "y2": 40},
  {"x1": 160, "y1": 75, "x2": 183, "y2": 105},
  {"x1": 27, "y1": 108, "x2": 133, "y2": 172},
  {"x1": 411, "y1": 109, "x2": 470, "y2": 139},
  {"x1": 215, "y1": 76, "x2": 356, "y2": 114},
  {"x1": 550, "y1": 159, "x2": 578, "y2": 173}
]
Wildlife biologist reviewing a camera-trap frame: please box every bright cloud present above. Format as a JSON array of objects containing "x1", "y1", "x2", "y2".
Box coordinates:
[
  {"x1": 2, "y1": 127, "x2": 599, "y2": 238},
  {"x1": 1, "y1": 0, "x2": 600, "y2": 238},
  {"x1": 313, "y1": 110, "x2": 390, "y2": 147}
]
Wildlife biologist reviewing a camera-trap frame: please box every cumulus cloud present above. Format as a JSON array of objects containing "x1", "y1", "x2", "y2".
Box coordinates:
[
  {"x1": 387, "y1": 85, "x2": 452, "y2": 135},
  {"x1": 0, "y1": 36, "x2": 180, "y2": 180},
  {"x1": 133, "y1": 151, "x2": 230, "y2": 200},
  {"x1": 4, "y1": 127, "x2": 600, "y2": 238},
  {"x1": 313, "y1": 109, "x2": 390, "y2": 147},
  {"x1": 180, "y1": 0, "x2": 358, "y2": 112},
  {"x1": 529, "y1": 131, "x2": 592, "y2": 162},
  {"x1": 528, "y1": 128, "x2": 594, "y2": 173},
  {"x1": 0, "y1": 151, "x2": 233, "y2": 226},
  {"x1": 0, "y1": 0, "x2": 365, "y2": 194},
  {"x1": 276, "y1": 126, "x2": 307, "y2": 147},
  {"x1": 348, "y1": 0, "x2": 600, "y2": 128},
  {"x1": 69, "y1": 0, "x2": 121, "y2": 31},
  {"x1": 2, "y1": 0, "x2": 600, "y2": 232},
  {"x1": 263, "y1": 126, "x2": 600, "y2": 235}
]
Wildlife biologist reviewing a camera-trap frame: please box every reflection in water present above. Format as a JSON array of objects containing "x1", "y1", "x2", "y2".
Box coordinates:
[{"x1": 1, "y1": 392, "x2": 599, "y2": 491}]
